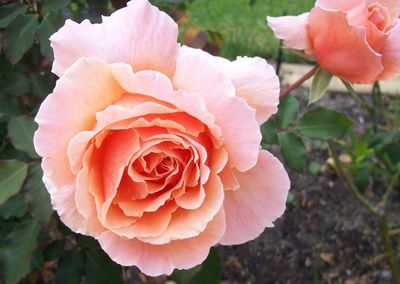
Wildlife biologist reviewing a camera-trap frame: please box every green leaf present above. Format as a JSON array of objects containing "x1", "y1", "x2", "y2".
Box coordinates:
[
  {"x1": 261, "y1": 119, "x2": 278, "y2": 145},
  {"x1": 192, "y1": 248, "x2": 221, "y2": 284},
  {"x1": 172, "y1": 267, "x2": 202, "y2": 284},
  {"x1": 0, "y1": 70, "x2": 31, "y2": 97},
  {"x1": 296, "y1": 107, "x2": 352, "y2": 140},
  {"x1": 8, "y1": 115, "x2": 39, "y2": 159},
  {"x1": 278, "y1": 132, "x2": 306, "y2": 173},
  {"x1": 84, "y1": 249, "x2": 123, "y2": 284},
  {"x1": 44, "y1": 240, "x2": 65, "y2": 261},
  {"x1": 30, "y1": 71, "x2": 54, "y2": 98},
  {"x1": 308, "y1": 161, "x2": 320, "y2": 175},
  {"x1": 0, "y1": 193, "x2": 27, "y2": 219},
  {"x1": 43, "y1": 0, "x2": 71, "y2": 13},
  {"x1": 36, "y1": 14, "x2": 65, "y2": 60},
  {"x1": 5, "y1": 14, "x2": 39, "y2": 64},
  {"x1": 276, "y1": 93, "x2": 299, "y2": 129},
  {"x1": 0, "y1": 219, "x2": 40, "y2": 284},
  {"x1": 0, "y1": 3, "x2": 26, "y2": 29},
  {"x1": 24, "y1": 165, "x2": 53, "y2": 225},
  {"x1": 0, "y1": 160, "x2": 28, "y2": 205},
  {"x1": 0, "y1": 95, "x2": 22, "y2": 121},
  {"x1": 55, "y1": 250, "x2": 84, "y2": 284},
  {"x1": 309, "y1": 68, "x2": 333, "y2": 104}
]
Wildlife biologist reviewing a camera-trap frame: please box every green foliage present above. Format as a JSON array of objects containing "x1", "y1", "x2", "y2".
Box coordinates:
[
  {"x1": 4, "y1": 14, "x2": 39, "y2": 64},
  {"x1": 277, "y1": 93, "x2": 299, "y2": 129},
  {"x1": 55, "y1": 250, "x2": 85, "y2": 284},
  {"x1": 8, "y1": 115, "x2": 39, "y2": 159},
  {"x1": 297, "y1": 107, "x2": 352, "y2": 139},
  {"x1": 278, "y1": 132, "x2": 307, "y2": 173},
  {"x1": 309, "y1": 68, "x2": 333, "y2": 104},
  {"x1": 24, "y1": 165, "x2": 53, "y2": 225},
  {"x1": 0, "y1": 3, "x2": 26, "y2": 28},
  {"x1": 84, "y1": 249, "x2": 123, "y2": 284},
  {"x1": 0, "y1": 219, "x2": 40, "y2": 284},
  {"x1": 0, "y1": 160, "x2": 28, "y2": 205}
]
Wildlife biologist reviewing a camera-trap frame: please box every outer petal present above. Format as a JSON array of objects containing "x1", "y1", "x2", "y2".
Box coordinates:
[
  {"x1": 50, "y1": 0, "x2": 178, "y2": 77},
  {"x1": 308, "y1": 7, "x2": 384, "y2": 83},
  {"x1": 219, "y1": 57, "x2": 280, "y2": 124},
  {"x1": 34, "y1": 58, "x2": 124, "y2": 187},
  {"x1": 98, "y1": 209, "x2": 226, "y2": 277},
  {"x1": 220, "y1": 150, "x2": 290, "y2": 245},
  {"x1": 316, "y1": 0, "x2": 364, "y2": 11},
  {"x1": 178, "y1": 46, "x2": 280, "y2": 124},
  {"x1": 43, "y1": 175, "x2": 104, "y2": 237},
  {"x1": 173, "y1": 52, "x2": 261, "y2": 172},
  {"x1": 378, "y1": 23, "x2": 400, "y2": 80},
  {"x1": 267, "y1": 13, "x2": 311, "y2": 51}
]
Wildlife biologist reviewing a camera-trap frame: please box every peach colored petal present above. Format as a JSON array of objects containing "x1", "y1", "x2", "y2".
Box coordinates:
[
  {"x1": 110, "y1": 201, "x2": 178, "y2": 238},
  {"x1": 267, "y1": 13, "x2": 311, "y2": 51},
  {"x1": 43, "y1": 175, "x2": 104, "y2": 237},
  {"x1": 110, "y1": 64, "x2": 223, "y2": 141},
  {"x1": 178, "y1": 46, "x2": 280, "y2": 124},
  {"x1": 366, "y1": 0, "x2": 400, "y2": 17},
  {"x1": 98, "y1": 209, "x2": 226, "y2": 277},
  {"x1": 308, "y1": 7, "x2": 384, "y2": 83},
  {"x1": 220, "y1": 150, "x2": 290, "y2": 245},
  {"x1": 367, "y1": 21, "x2": 389, "y2": 52},
  {"x1": 34, "y1": 58, "x2": 124, "y2": 188},
  {"x1": 138, "y1": 173, "x2": 224, "y2": 245},
  {"x1": 316, "y1": 0, "x2": 364, "y2": 10},
  {"x1": 173, "y1": 52, "x2": 261, "y2": 172},
  {"x1": 50, "y1": 0, "x2": 178, "y2": 77},
  {"x1": 378, "y1": 23, "x2": 400, "y2": 79},
  {"x1": 220, "y1": 56, "x2": 280, "y2": 124}
]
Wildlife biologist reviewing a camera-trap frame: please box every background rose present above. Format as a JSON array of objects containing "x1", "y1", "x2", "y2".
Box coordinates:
[
  {"x1": 268, "y1": 0, "x2": 400, "y2": 83},
  {"x1": 33, "y1": 0, "x2": 290, "y2": 276}
]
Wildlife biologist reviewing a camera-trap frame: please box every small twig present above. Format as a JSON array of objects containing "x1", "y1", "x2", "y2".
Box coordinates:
[
  {"x1": 280, "y1": 65, "x2": 319, "y2": 99},
  {"x1": 341, "y1": 80, "x2": 373, "y2": 114},
  {"x1": 327, "y1": 139, "x2": 380, "y2": 216},
  {"x1": 380, "y1": 216, "x2": 400, "y2": 284},
  {"x1": 381, "y1": 168, "x2": 400, "y2": 208}
]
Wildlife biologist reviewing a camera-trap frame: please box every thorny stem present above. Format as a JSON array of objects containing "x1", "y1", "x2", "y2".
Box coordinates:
[
  {"x1": 279, "y1": 65, "x2": 319, "y2": 99},
  {"x1": 327, "y1": 140, "x2": 379, "y2": 216},
  {"x1": 341, "y1": 80, "x2": 373, "y2": 114}
]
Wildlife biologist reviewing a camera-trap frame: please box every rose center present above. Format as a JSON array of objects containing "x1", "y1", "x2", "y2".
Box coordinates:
[{"x1": 367, "y1": 4, "x2": 391, "y2": 32}]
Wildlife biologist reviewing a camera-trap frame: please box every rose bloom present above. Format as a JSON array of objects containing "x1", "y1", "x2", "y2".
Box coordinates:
[
  {"x1": 268, "y1": 0, "x2": 400, "y2": 84},
  {"x1": 34, "y1": 0, "x2": 290, "y2": 276}
]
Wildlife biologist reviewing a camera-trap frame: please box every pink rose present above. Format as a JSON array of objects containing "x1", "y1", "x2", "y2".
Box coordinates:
[
  {"x1": 34, "y1": 0, "x2": 289, "y2": 276},
  {"x1": 268, "y1": 0, "x2": 400, "y2": 83}
]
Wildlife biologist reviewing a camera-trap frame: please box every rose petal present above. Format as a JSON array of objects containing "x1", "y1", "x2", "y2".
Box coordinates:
[
  {"x1": 50, "y1": 0, "x2": 178, "y2": 77},
  {"x1": 173, "y1": 52, "x2": 261, "y2": 172},
  {"x1": 366, "y1": 0, "x2": 400, "y2": 18},
  {"x1": 316, "y1": 0, "x2": 364, "y2": 10},
  {"x1": 43, "y1": 175, "x2": 104, "y2": 237},
  {"x1": 34, "y1": 57, "x2": 124, "y2": 188},
  {"x1": 138, "y1": 173, "x2": 224, "y2": 245},
  {"x1": 267, "y1": 13, "x2": 311, "y2": 51},
  {"x1": 308, "y1": 7, "x2": 384, "y2": 83},
  {"x1": 220, "y1": 150, "x2": 290, "y2": 245},
  {"x1": 98, "y1": 209, "x2": 225, "y2": 277},
  {"x1": 378, "y1": 22, "x2": 400, "y2": 80}
]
